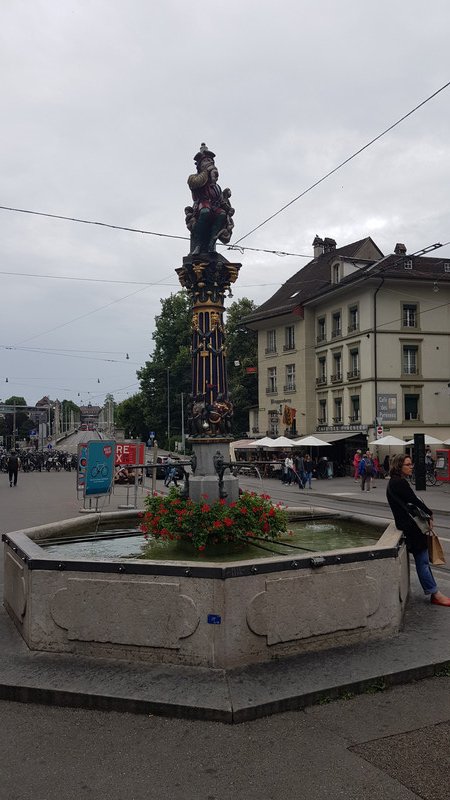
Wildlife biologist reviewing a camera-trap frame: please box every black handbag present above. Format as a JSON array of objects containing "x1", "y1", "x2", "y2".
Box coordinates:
[
  {"x1": 406, "y1": 503, "x2": 432, "y2": 534},
  {"x1": 387, "y1": 486, "x2": 432, "y2": 534}
]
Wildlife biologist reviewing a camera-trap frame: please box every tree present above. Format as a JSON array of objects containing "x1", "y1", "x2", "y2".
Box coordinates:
[
  {"x1": 225, "y1": 299, "x2": 258, "y2": 436},
  {"x1": 115, "y1": 394, "x2": 148, "y2": 440},
  {"x1": 138, "y1": 292, "x2": 192, "y2": 448}
]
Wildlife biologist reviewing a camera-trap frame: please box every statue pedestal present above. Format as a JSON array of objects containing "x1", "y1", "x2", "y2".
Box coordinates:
[{"x1": 189, "y1": 438, "x2": 239, "y2": 505}]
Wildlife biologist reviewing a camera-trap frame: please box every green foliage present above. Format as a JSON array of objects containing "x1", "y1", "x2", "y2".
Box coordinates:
[
  {"x1": 138, "y1": 292, "x2": 193, "y2": 448},
  {"x1": 225, "y1": 298, "x2": 258, "y2": 436},
  {"x1": 116, "y1": 394, "x2": 148, "y2": 440},
  {"x1": 140, "y1": 490, "x2": 287, "y2": 552}
]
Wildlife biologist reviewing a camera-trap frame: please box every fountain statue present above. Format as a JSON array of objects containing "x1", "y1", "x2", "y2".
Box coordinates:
[{"x1": 176, "y1": 145, "x2": 242, "y2": 502}]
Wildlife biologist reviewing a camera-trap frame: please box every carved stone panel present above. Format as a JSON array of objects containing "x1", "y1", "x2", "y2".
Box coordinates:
[
  {"x1": 50, "y1": 578, "x2": 199, "y2": 649},
  {"x1": 4, "y1": 551, "x2": 27, "y2": 619},
  {"x1": 247, "y1": 568, "x2": 372, "y2": 644}
]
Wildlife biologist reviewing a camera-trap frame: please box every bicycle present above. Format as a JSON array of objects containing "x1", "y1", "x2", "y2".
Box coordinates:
[{"x1": 90, "y1": 462, "x2": 108, "y2": 478}]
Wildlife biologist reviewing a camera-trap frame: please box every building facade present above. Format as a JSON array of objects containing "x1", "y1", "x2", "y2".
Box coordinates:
[{"x1": 244, "y1": 237, "x2": 450, "y2": 447}]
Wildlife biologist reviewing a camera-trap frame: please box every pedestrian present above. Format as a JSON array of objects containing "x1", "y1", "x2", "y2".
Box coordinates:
[
  {"x1": 284, "y1": 455, "x2": 294, "y2": 485},
  {"x1": 352, "y1": 450, "x2": 362, "y2": 481},
  {"x1": 358, "y1": 450, "x2": 374, "y2": 491},
  {"x1": 386, "y1": 453, "x2": 450, "y2": 606},
  {"x1": 294, "y1": 452, "x2": 305, "y2": 489},
  {"x1": 7, "y1": 450, "x2": 20, "y2": 487},
  {"x1": 383, "y1": 453, "x2": 390, "y2": 476},
  {"x1": 303, "y1": 454, "x2": 313, "y2": 489}
]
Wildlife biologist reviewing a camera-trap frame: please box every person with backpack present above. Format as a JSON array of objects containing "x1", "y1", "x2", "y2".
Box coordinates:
[
  {"x1": 7, "y1": 451, "x2": 20, "y2": 487},
  {"x1": 358, "y1": 450, "x2": 374, "y2": 492}
]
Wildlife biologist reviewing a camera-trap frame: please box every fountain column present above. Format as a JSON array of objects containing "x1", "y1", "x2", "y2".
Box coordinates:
[{"x1": 176, "y1": 144, "x2": 241, "y2": 502}]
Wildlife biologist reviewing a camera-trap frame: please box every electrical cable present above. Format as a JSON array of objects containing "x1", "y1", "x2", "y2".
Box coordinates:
[{"x1": 234, "y1": 80, "x2": 450, "y2": 245}]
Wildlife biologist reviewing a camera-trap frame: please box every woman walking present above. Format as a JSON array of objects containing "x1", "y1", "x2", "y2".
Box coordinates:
[{"x1": 386, "y1": 454, "x2": 449, "y2": 606}]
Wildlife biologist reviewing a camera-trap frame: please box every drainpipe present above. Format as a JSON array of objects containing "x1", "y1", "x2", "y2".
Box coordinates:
[{"x1": 373, "y1": 278, "x2": 385, "y2": 432}]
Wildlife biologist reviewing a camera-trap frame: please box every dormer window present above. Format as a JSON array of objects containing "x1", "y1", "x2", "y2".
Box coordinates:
[
  {"x1": 404, "y1": 259, "x2": 413, "y2": 270},
  {"x1": 332, "y1": 262, "x2": 340, "y2": 284},
  {"x1": 444, "y1": 263, "x2": 450, "y2": 273}
]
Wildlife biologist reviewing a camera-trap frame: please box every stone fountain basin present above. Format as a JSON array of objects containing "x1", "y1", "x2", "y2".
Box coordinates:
[{"x1": 3, "y1": 507, "x2": 408, "y2": 669}]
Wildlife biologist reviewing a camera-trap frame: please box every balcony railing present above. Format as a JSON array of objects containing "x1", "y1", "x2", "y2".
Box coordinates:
[
  {"x1": 265, "y1": 386, "x2": 277, "y2": 395},
  {"x1": 349, "y1": 415, "x2": 360, "y2": 423},
  {"x1": 316, "y1": 376, "x2": 327, "y2": 386},
  {"x1": 316, "y1": 333, "x2": 326, "y2": 344},
  {"x1": 283, "y1": 343, "x2": 295, "y2": 352},
  {"x1": 265, "y1": 346, "x2": 277, "y2": 354},
  {"x1": 283, "y1": 383, "x2": 296, "y2": 392},
  {"x1": 332, "y1": 416, "x2": 343, "y2": 424},
  {"x1": 347, "y1": 369, "x2": 360, "y2": 380},
  {"x1": 347, "y1": 323, "x2": 359, "y2": 333},
  {"x1": 330, "y1": 373, "x2": 343, "y2": 383},
  {"x1": 331, "y1": 328, "x2": 342, "y2": 338},
  {"x1": 405, "y1": 412, "x2": 420, "y2": 420}
]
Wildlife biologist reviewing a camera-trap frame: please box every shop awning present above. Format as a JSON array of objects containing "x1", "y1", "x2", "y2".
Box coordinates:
[{"x1": 311, "y1": 431, "x2": 364, "y2": 443}]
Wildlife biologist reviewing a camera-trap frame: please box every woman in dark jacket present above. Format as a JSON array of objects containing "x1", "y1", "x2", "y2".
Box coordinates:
[{"x1": 387, "y1": 453, "x2": 449, "y2": 606}]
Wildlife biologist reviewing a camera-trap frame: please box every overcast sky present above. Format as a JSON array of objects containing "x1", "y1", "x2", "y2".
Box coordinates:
[{"x1": 1, "y1": 0, "x2": 449, "y2": 409}]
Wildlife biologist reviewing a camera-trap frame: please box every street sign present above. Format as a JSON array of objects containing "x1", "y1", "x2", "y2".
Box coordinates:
[
  {"x1": 376, "y1": 425, "x2": 384, "y2": 438},
  {"x1": 47, "y1": 443, "x2": 53, "y2": 449}
]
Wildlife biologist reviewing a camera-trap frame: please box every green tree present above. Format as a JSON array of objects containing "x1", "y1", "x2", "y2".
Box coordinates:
[
  {"x1": 138, "y1": 292, "x2": 192, "y2": 449},
  {"x1": 225, "y1": 298, "x2": 258, "y2": 436},
  {"x1": 2, "y1": 396, "x2": 30, "y2": 446},
  {"x1": 115, "y1": 394, "x2": 148, "y2": 440}
]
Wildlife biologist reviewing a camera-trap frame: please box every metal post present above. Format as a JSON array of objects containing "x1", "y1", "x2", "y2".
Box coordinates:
[
  {"x1": 181, "y1": 392, "x2": 185, "y2": 453},
  {"x1": 167, "y1": 367, "x2": 170, "y2": 451},
  {"x1": 12, "y1": 401, "x2": 16, "y2": 451}
]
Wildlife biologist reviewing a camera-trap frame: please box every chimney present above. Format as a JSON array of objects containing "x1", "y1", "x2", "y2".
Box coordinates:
[
  {"x1": 394, "y1": 243, "x2": 407, "y2": 255},
  {"x1": 323, "y1": 237, "x2": 337, "y2": 254},
  {"x1": 312, "y1": 235, "x2": 324, "y2": 258}
]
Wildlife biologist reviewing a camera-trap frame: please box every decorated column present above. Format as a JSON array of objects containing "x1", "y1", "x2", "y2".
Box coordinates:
[{"x1": 175, "y1": 144, "x2": 241, "y2": 502}]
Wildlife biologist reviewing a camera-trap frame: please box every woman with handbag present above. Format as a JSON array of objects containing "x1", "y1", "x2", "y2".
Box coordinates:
[{"x1": 386, "y1": 454, "x2": 450, "y2": 606}]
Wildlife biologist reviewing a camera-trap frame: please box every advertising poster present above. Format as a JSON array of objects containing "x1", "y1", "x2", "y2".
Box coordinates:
[
  {"x1": 77, "y1": 443, "x2": 88, "y2": 492},
  {"x1": 85, "y1": 440, "x2": 116, "y2": 497},
  {"x1": 115, "y1": 442, "x2": 145, "y2": 465}
]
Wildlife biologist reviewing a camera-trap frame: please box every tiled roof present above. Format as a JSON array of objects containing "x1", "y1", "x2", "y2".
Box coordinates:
[
  {"x1": 242, "y1": 238, "x2": 450, "y2": 325},
  {"x1": 243, "y1": 237, "x2": 382, "y2": 324}
]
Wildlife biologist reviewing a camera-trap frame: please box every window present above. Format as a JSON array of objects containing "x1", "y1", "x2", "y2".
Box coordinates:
[
  {"x1": 350, "y1": 395, "x2": 360, "y2": 422},
  {"x1": 316, "y1": 356, "x2": 327, "y2": 385},
  {"x1": 333, "y1": 397, "x2": 343, "y2": 423},
  {"x1": 348, "y1": 305, "x2": 359, "y2": 332},
  {"x1": 284, "y1": 364, "x2": 296, "y2": 392},
  {"x1": 317, "y1": 317, "x2": 326, "y2": 343},
  {"x1": 402, "y1": 345, "x2": 418, "y2": 375},
  {"x1": 266, "y1": 329, "x2": 276, "y2": 354},
  {"x1": 267, "y1": 367, "x2": 277, "y2": 394},
  {"x1": 318, "y1": 399, "x2": 327, "y2": 424},
  {"x1": 404, "y1": 259, "x2": 413, "y2": 270},
  {"x1": 348, "y1": 348, "x2": 359, "y2": 379},
  {"x1": 331, "y1": 311, "x2": 341, "y2": 338},
  {"x1": 331, "y1": 353, "x2": 342, "y2": 382},
  {"x1": 332, "y1": 263, "x2": 340, "y2": 284},
  {"x1": 402, "y1": 303, "x2": 417, "y2": 328},
  {"x1": 404, "y1": 394, "x2": 419, "y2": 421},
  {"x1": 444, "y1": 263, "x2": 450, "y2": 273},
  {"x1": 268, "y1": 410, "x2": 279, "y2": 436},
  {"x1": 284, "y1": 325, "x2": 295, "y2": 351}
]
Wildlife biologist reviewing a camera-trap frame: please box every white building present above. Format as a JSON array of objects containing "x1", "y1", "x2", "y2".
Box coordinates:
[{"x1": 243, "y1": 236, "x2": 450, "y2": 452}]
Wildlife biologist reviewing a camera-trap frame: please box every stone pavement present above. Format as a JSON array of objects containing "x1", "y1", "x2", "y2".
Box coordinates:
[{"x1": 0, "y1": 471, "x2": 449, "y2": 798}]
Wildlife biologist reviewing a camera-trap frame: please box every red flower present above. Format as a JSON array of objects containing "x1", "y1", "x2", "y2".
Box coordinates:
[
  {"x1": 198, "y1": 544, "x2": 206, "y2": 551},
  {"x1": 223, "y1": 517, "x2": 233, "y2": 527},
  {"x1": 213, "y1": 520, "x2": 222, "y2": 529},
  {"x1": 201, "y1": 504, "x2": 211, "y2": 513},
  {"x1": 239, "y1": 507, "x2": 248, "y2": 515}
]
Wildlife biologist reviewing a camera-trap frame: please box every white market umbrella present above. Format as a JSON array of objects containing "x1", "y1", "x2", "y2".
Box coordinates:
[
  {"x1": 269, "y1": 436, "x2": 297, "y2": 448},
  {"x1": 293, "y1": 435, "x2": 332, "y2": 447},
  {"x1": 233, "y1": 437, "x2": 272, "y2": 448},
  {"x1": 404, "y1": 435, "x2": 444, "y2": 445},
  {"x1": 442, "y1": 439, "x2": 450, "y2": 446},
  {"x1": 368, "y1": 435, "x2": 406, "y2": 446}
]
